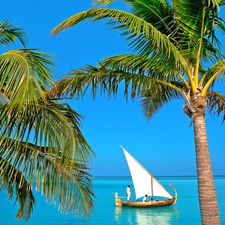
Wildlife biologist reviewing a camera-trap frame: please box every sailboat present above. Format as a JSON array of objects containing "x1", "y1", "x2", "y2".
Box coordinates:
[{"x1": 114, "y1": 146, "x2": 177, "y2": 208}]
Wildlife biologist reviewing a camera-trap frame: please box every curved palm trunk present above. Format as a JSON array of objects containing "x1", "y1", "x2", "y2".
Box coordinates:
[
  {"x1": 193, "y1": 114, "x2": 220, "y2": 225},
  {"x1": 184, "y1": 94, "x2": 220, "y2": 225}
]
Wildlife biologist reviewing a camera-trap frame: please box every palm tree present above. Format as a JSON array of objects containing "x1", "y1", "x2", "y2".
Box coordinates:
[
  {"x1": 51, "y1": 0, "x2": 225, "y2": 224},
  {"x1": 0, "y1": 20, "x2": 95, "y2": 220}
]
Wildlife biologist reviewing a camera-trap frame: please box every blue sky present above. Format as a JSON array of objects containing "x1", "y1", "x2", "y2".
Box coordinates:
[{"x1": 2, "y1": 0, "x2": 225, "y2": 176}]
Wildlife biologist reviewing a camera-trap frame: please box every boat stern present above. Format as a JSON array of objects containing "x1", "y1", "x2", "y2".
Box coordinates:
[{"x1": 114, "y1": 192, "x2": 123, "y2": 207}]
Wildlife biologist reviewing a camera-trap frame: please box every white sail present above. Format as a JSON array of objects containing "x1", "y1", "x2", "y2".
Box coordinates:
[{"x1": 121, "y1": 146, "x2": 172, "y2": 200}]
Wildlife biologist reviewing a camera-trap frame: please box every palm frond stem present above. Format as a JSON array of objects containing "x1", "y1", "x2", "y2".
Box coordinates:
[
  {"x1": 2, "y1": 51, "x2": 29, "y2": 69},
  {"x1": 154, "y1": 78, "x2": 181, "y2": 92},
  {"x1": 194, "y1": 6, "x2": 206, "y2": 86},
  {"x1": 175, "y1": 72, "x2": 190, "y2": 89},
  {"x1": 202, "y1": 65, "x2": 225, "y2": 96},
  {"x1": 187, "y1": 69, "x2": 197, "y2": 92}
]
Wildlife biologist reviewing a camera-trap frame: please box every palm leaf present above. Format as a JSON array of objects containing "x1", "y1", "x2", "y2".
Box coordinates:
[
  {"x1": 93, "y1": 0, "x2": 116, "y2": 6},
  {"x1": 0, "y1": 102, "x2": 95, "y2": 217},
  {"x1": 0, "y1": 100, "x2": 94, "y2": 167},
  {"x1": 49, "y1": 62, "x2": 184, "y2": 120},
  {"x1": 0, "y1": 20, "x2": 27, "y2": 47},
  {"x1": 173, "y1": 0, "x2": 225, "y2": 47},
  {"x1": 0, "y1": 21, "x2": 95, "y2": 220},
  {"x1": 0, "y1": 160, "x2": 35, "y2": 220},
  {"x1": 0, "y1": 49, "x2": 55, "y2": 111},
  {"x1": 51, "y1": 8, "x2": 188, "y2": 71},
  {"x1": 50, "y1": 60, "x2": 185, "y2": 106},
  {"x1": 0, "y1": 138, "x2": 94, "y2": 218},
  {"x1": 0, "y1": 95, "x2": 95, "y2": 218},
  {"x1": 140, "y1": 80, "x2": 182, "y2": 119},
  {"x1": 100, "y1": 54, "x2": 182, "y2": 78},
  {"x1": 50, "y1": 65, "x2": 150, "y2": 100},
  {"x1": 200, "y1": 58, "x2": 225, "y2": 88},
  {"x1": 207, "y1": 91, "x2": 225, "y2": 121}
]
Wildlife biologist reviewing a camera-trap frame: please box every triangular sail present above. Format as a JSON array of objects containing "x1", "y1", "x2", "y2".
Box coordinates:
[{"x1": 121, "y1": 146, "x2": 172, "y2": 200}]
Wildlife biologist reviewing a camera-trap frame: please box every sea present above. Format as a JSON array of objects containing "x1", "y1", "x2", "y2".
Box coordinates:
[{"x1": 0, "y1": 176, "x2": 224, "y2": 225}]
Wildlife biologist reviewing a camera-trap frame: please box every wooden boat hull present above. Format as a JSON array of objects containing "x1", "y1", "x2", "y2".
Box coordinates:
[
  {"x1": 116, "y1": 197, "x2": 177, "y2": 208},
  {"x1": 114, "y1": 184, "x2": 178, "y2": 208}
]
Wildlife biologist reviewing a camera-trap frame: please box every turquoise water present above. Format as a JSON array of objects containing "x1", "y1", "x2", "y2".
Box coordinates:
[{"x1": 0, "y1": 176, "x2": 224, "y2": 225}]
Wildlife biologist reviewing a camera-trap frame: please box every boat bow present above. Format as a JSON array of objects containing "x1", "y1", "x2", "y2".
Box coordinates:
[{"x1": 169, "y1": 183, "x2": 178, "y2": 205}]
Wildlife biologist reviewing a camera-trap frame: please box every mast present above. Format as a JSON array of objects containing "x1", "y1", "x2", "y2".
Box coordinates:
[{"x1": 151, "y1": 176, "x2": 154, "y2": 201}]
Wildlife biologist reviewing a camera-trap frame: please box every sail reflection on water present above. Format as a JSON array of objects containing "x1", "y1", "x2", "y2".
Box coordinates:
[{"x1": 114, "y1": 206, "x2": 179, "y2": 225}]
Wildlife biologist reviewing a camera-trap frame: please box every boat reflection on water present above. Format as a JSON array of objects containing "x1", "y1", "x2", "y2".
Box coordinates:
[{"x1": 115, "y1": 206, "x2": 179, "y2": 225}]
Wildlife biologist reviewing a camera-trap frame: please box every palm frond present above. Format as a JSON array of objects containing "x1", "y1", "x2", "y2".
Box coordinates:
[
  {"x1": 0, "y1": 20, "x2": 27, "y2": 47},
  {"x1": 101, "y1": 54, "x2": 181, "y2": 78},
  {"x1": 50, "y1": 61, "x2": 185, "y2": 113},
  {"x1": 0, "y1": 49, "x2": 55, "y2": 108},
  {"x1": 0, "y1": 97, "x2": 95, "y2": 218},
  {"x1": 0, "y1": 136, "x2": 94, "y2": 218},
  {"x1": 200, "y1": 59, "x2": 225, "y2": 94},
  {"x1": 0, "y1": 138, "x2": 95, "y2": 218},
  {"x1": 0, "y1": 100, "x2": 94, "y2": 165},
  {"x1": 220, "y1": 0, "x2": 225, "y2": 5},
  {"x1": 173, "y1": 0, "x2": 205, "y2": 37},
  {"x1": 200, "y1": 38, "x2": 224, "y2": 63},
  {"x1": 51, "y1": 8, "x2": 188, "y2": 71},
  {"x1": 140, "y1": 80, "x2": 181, "y2": 119},
  {"x1": 50, "y1": 65, "x2": 143, "y2": 100},
  {"x1": 93, "y1": 0, "x2": 116, "y2": 6},
  {"x1": 0, "y1": 157, "x2": 36, "y2": 220},
  {"x1": 0, "y1": 18, "x2": 96, "y2": 220},
  {"x1": 123, "y1": 0, "x2": 173, "y2": 34},
  {"x1": 0, "y1": 160, "x2": 36, "y2": 220},
  {"x1": 207, "y1": 91, "x2": 225, "y2": 121},
  {"x1": 173, "y1": 0, "x2": 225, "y2": 47}
]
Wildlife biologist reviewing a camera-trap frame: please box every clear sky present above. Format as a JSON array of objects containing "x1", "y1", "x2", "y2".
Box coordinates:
[{"x1": 2, "y1": 0, "x2": 225, "y2": 176}]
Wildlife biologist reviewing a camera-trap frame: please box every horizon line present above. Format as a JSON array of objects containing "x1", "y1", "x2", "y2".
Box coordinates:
[{"x1": 92, "y1": 174, "x2": 225, "y2": 177}]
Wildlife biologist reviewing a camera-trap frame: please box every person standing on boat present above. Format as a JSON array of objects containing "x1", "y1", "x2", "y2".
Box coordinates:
[
  {"x1": 143, "y1": 194, "x2": 149, "y2": 202},
  {"x1": 126, "y1": 185, "x2": 132, "y2": 201}
]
